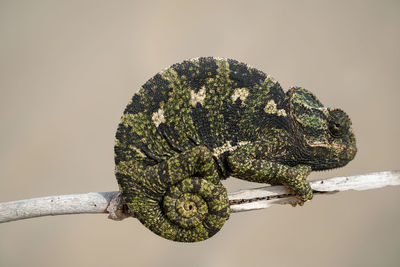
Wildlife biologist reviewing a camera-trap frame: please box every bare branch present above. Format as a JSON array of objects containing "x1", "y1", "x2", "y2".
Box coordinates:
[
  {"x1": 0, "y1": 192, "x2": 117, "y2": 223},
  {"x1": 0, "y1": 170, "x2": 399, "y2": 223},
  {"x1": 229, "y1": 170, "x2": 400, "y2": 212}
]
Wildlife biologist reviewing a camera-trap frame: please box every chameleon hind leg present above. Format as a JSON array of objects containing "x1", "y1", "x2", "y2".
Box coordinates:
[
  {"x1": 124, "y1": 146, "x2": 230, "y2": 242},
  {"x1": 227, "y1": 152, "x2": 313, "y2": 203}
]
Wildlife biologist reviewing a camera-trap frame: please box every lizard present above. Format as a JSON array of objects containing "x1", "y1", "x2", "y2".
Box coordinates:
[{"x1": 114, "y1": 57, "x2": 357, "y2": 242}]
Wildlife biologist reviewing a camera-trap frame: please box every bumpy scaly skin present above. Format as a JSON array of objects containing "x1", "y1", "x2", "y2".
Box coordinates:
[{"x1": 114, "y1": 57, "x2": 357, "y2": 242}]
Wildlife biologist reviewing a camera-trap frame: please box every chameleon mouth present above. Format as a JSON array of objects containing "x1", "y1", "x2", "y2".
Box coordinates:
[
  {"x1": 313, "y1": 151, "x2": 356, "y2": 171},
  {"x1": 307, "y1": 142, "x2": 357, "y2": 171},
  {"x1": 342, "y1": 146, "x2": 357, "y2": 161}
]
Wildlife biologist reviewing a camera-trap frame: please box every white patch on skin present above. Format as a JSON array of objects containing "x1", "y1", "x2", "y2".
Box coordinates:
[
  {"x1": 191, "y1": 86, "x2": 206, "y2": 107},
  {"x1": 266, "y1": 75, "x2": 277, "y2": 84},
  {"x1": 129, "y1": 145, "x2": 147, "y2": 158},
  {"x1": 213, "y1": 56, "x2": 226, "y2": 61},
  {"x1": 237, "y1": 141, "x2": 250, "y2": 145},
  {"x1": 306, "y1": 139, "x2": 346, "y2": 152},
  {"x1": 212, "y1": 141, "x2": 250, "y2": 157},
  {"x1": 231, "y1": 88, "x2": 249, "y2": 103},
  {"x1": 152, "y1": 108, "x2": 165, "y2": 127},
  {"x1": 277, "y1": 109, "x2": 287, "y2": 117},
  {"x1": 264, "y1": 100, "x2": 287, "y2": 117}
]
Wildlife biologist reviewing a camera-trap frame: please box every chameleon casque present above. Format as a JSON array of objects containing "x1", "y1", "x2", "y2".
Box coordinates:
[{"x1": 114, "y1": 57, "x2": 357, "y2": 242}]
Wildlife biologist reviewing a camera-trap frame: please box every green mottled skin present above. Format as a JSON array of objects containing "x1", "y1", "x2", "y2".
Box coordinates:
[{"x1": 114, "y1": 57, "x2": 357, "y2": 242}]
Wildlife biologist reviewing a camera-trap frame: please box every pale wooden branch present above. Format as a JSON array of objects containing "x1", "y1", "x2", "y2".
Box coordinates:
[{"x1": 0, "y1": 170, "x2": 399, "y2": 223}]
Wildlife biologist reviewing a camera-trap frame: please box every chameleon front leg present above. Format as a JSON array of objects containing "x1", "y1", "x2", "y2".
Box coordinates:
[{"x1": 226, "y1": 151, "x2": 313, "y2": 203}]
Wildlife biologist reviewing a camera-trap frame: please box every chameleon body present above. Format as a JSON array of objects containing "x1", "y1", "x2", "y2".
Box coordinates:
[{"x1": 114, "y1": 57, "x2": 357, "y2": 242}]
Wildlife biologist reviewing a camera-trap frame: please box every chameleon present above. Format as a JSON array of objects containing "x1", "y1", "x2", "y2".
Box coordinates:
[{"x1": 114, "y1": 57, "x2": 357, "y2": 242}]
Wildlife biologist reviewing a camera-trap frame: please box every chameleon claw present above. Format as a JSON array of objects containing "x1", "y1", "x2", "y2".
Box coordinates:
[{"x1": 289, "y1": 198, "x2": 305, "y2": 207}]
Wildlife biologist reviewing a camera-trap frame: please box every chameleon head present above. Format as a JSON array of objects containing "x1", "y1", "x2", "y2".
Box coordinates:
[{"x1": 287, "y1": 87, "x2": 357, "y2": 171}]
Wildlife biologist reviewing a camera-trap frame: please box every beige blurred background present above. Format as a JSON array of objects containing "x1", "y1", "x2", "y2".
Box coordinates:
[{"x1": 1, "y1": 1, "x2": 399, "y2": 266}]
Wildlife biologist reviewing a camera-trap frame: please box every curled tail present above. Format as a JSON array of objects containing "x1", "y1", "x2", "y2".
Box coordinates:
[{"x1": 126, "y1": 177, "x2": 230, "y2": 242}]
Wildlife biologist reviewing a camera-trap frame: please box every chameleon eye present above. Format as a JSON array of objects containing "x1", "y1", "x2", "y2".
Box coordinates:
[{"x1": 328, "y1": 109, "x2": 350, "y2": 137}]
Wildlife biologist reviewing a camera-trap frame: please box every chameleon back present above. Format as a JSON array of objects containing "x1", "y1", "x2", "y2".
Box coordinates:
[{"x1": 115, "y1": 57, "x2": 287, "y2": 171}]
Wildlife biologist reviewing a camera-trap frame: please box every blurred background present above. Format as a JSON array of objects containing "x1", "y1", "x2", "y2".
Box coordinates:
[{"x1": 1, "y1": 1, "x2": 399, "y2": 266}]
